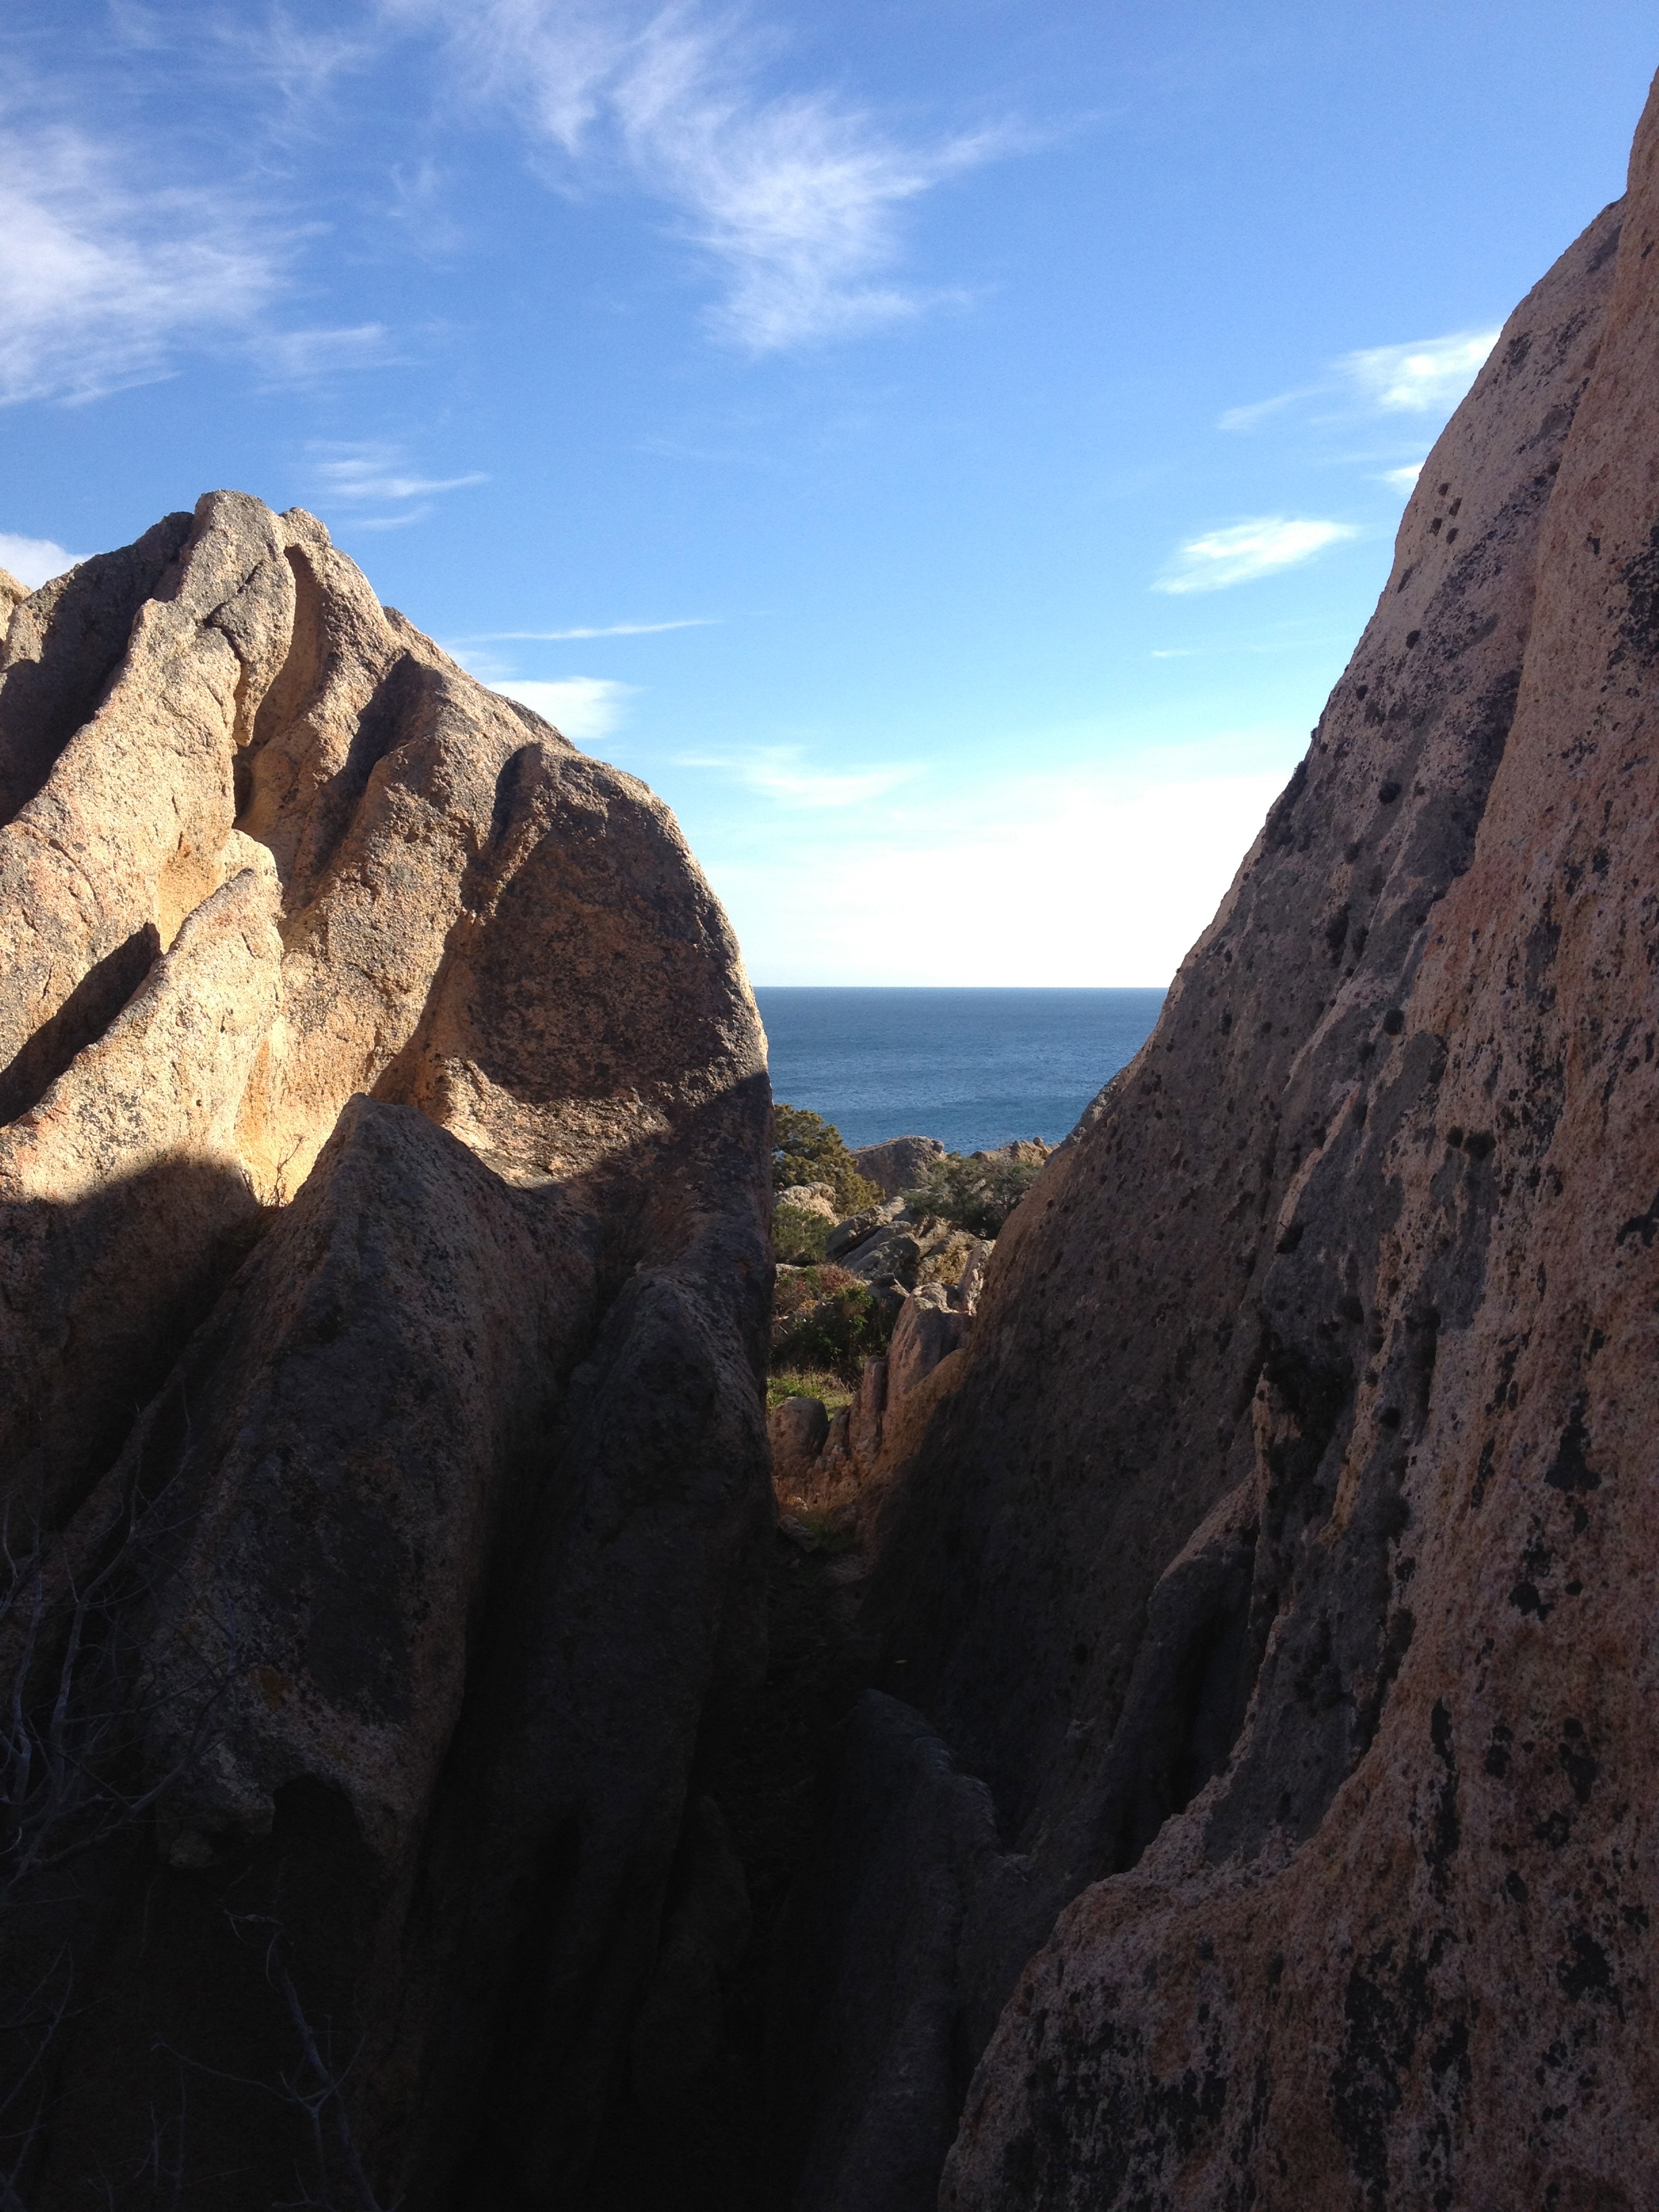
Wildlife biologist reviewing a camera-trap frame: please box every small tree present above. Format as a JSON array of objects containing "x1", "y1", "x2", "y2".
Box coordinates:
[
  {"x1": 772, "y1": 1105, "x2": 879, "y2": 1214},
  {"x1": 904, "y1": 1153, "x2": 1044, "y2": 1239},
  {"x1": 771, "y1": 1283, "x2": 893, "y2": 1380},
  {"x1": 773, "y1": 1203, "x2": 830, "y2": 1265}
]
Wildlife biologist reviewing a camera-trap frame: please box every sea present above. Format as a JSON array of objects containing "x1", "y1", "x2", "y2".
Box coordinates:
[{"x1": 754, "y1": 987, "x2": 1166, "y2": 1157}]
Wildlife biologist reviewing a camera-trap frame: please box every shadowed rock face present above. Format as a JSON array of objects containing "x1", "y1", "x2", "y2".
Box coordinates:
[
  {"x1": 0, "y1": 494, "x2": 771, "y2": 2208},
  {"x1": 781, "y1": 82, "x2": 1659, "y2": 2212}
]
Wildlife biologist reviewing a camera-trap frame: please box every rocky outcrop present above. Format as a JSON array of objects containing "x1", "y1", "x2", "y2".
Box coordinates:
[
  {"x1": 827, "y1": 1196, "x2": 906, "y2": 1259},
  {"x1": 834, "y1": 1210, "x2": 985, "y2": 1297},
  {"x1": 786, "y1": 87, "x2": 1659, "y2": 2212},
  {"x1": 0, "y1": 494, "x2": 771, "y2": 2209},
  {"x1": 885, "y1": 1286, "x2": 967, "y2": 1412},
  {"x1": 851, "y1": 1134, "x2": 945, "y2": 1198},
  {"x1": 771, "y1": 1198, "x2": 990, "y2": 1516}
]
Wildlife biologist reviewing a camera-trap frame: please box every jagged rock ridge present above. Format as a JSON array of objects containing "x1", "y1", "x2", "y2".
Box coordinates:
[
  {"x1": 0, "y1": 495, "x2": 771, "y2": 2208},
  {"x1": 782, "y1": 75, "x2": 1659, "y2": 2212}
]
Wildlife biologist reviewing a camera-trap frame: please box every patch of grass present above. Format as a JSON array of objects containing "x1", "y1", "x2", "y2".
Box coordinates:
[{"x1": 766, "y1": 1369, "x2": 855, "y2": 1414}]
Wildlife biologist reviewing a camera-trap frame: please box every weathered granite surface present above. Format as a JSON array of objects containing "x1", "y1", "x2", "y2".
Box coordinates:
[
  {"x1": 783, "y1": 89, "x2": 1659, "y2": 2212},
  {"x1": 0, "y1": 493, "x2": 771, "y2": 2209},
  {"x1": 851, "y1": 1135, "x2": 946, "y2": 1198}
]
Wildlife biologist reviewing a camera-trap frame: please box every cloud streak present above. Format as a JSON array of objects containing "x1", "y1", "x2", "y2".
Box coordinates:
[
  {"x1": 457, "y1": 617, "x2": 718, "y2": 640},
  {"x1": 680, "y1": 743, "x2": 918, "y2": 806},
  {"x1": 308, "y1": 445, "x2": 489, "y2": 503},
  {"x1": 1221, "y1": 327, "x2": 1501, "y2": 434},
  {"x1": 306, "y1": 442, "x2": 487, "y2": 531},
  {"x1": 258, "y1": 323, "x2": 403, "y2": 384},
  {"x1": 390, "y1": 0, "x2": 1007, "y2": 349},
  {"x1": 1379, "y1": 462, "x2": 1425, "y2": 495},
  {"x1": 1154, "y1": 517, "x2": 1359, "y2": 595},
  {"x1": 1339, "y1": 330, "x2": 1499, "y2": 413},
  {"x1": 0, "y1": 112, "x2": 280, "y2": 405}
]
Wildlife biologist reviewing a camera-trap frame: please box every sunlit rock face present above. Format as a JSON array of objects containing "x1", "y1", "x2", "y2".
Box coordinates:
[
  {"x1": 0, "y1": 492, "x2": 773, "y2": 2209},
  {"x1": 782, "y1": 79, "x2": 1659, "y2": 2212}
]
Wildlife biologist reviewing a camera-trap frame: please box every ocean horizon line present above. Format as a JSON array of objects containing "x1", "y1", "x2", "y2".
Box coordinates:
[
  {"x1": 756, "y1": 985, "x2": 1166, "y2": 1152},
  {"x1": 750, "y1": 982, "x2": 1170, "y2": 992}
]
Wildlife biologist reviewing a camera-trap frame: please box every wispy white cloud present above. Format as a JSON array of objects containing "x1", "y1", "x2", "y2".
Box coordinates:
[
  {"x1": 680, "y1": 743, "x2": 919, "y2": 806},
  {"x1": 0, "y1": 112, "x2": 280, "y2": 405},
  {"x1": 308, "y1": 443, "x2": 489, "y2": 504},
  {"x1": 1222, "y1": 327, "x2": 1500, "y2": 435},
  {"x1": 457, "y1": 617, "x2": 718, "y2": 640},
  {"x1": 259, "y1": 323, "x2": 403, "y2": 383},
  {"x1": 0, "y1": 529, "x2": 85, "y2": 588},
  {"x1": 1378, "y1": 462, "x2": 1425, "y2": 495},
  {"x1": 1217, "y1": 388, "x2": 1317, "y2": 434},
  {"x1": 305, "y1": 441, "x2": 487, "y2": 531},
  {"x1": 204, "y1": 9, "x2": 380, "y2": 115},
  {"x1": 495, "y1": 675, "x2": 636, "y2": 739},
  {"x1": 389, "y1": 0, "x2": 1008, "y2": 350},
  {"x1": 1154, "y1": 517, "x2": 1358, "y2": 596},
  {"x1": 1339, "y1": 330, "x2": 1498, "y2": 413}
]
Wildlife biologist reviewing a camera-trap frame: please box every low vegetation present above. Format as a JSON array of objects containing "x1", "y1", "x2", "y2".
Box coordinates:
[
  {"x1": 766, "y1": 1369, "x2": 855, "y2": 1414},
  {"x1": 772, "y1": 1273, "x2": 893, "y2": 1382},
  {"x1": 775, "y1": 1262, "x2": 856, "y2": 1317},
  {"x1": 773, "y1": 1201, "x2": 831, "y2": 1265},
  {"x1": 904, "y1": 1151, "x2": 1044, "y2": 1238}
]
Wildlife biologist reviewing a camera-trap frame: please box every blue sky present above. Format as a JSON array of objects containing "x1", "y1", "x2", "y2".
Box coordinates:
[{"x1": 3, "y1": 4, "x2": 1652, "y2": 983}]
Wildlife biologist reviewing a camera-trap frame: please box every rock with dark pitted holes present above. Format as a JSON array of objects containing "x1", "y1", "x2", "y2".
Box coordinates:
[{"x1": 778, "y1": 83, "x2": 1659, "y2": 2212}]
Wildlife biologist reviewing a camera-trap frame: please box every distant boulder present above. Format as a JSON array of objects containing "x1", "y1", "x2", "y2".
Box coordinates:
[
  {"x1": 769, "y1": 1392, "x2": 830, "y2": 1471},
  {"x1": 842, "y1": 1227, "x2": 925, "y2": 1289},
  {"x1": 826, "y1": 1195, "x2": 905, "y2": 1259},
  {"x1": 974, "y1": 1138, "x2": 1048, "y2": 1168},
  {"x1": 851, "y1": 1133, "x2": 946, "y2": 1197}
]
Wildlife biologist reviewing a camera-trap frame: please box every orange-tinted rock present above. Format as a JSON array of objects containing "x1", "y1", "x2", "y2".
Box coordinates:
[{"x1": 0, "y1": 853, "x2": 281, "y2": 1519}]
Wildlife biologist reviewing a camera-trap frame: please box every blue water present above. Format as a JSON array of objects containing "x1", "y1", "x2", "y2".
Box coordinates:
[{"x1": 755, "y1": 987, "x2": 1166, "y2": 1155}]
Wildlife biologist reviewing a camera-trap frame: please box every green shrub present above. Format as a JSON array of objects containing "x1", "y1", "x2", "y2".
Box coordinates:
[
  {"x1": 773, "y1": 1202, "x2": 830, "y2": 1265},
  {"x1": 773, "y1": 1103, "x2": 880, "y2": 1214},
  {"x1": 774, "y1": 1263, "x2": 857, "y2": 1318},
  {"x1": 773, "y1": 1281, "x2": 893, "y2": 1382},
  {"x1": 904, "y1": 1153, "x2": 1044, "y2": 1239}
]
